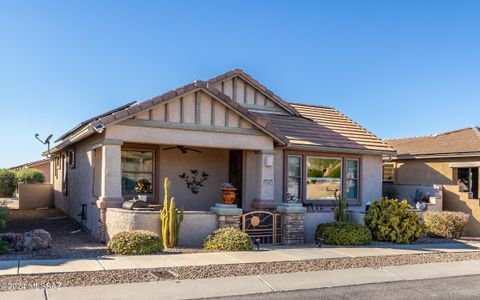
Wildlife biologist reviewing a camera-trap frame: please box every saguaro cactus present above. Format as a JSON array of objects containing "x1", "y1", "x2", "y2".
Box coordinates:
[
  {"x1": 333, "y1": 190, "x2": 349, "y2": 223},
  {"x1": 160, "y1": 178, "x2": 184, "y2": 248}
]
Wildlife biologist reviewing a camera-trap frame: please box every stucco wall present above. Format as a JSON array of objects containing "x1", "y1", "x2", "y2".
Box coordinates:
[
  {"x1": 17, "y1": 183, "x2": 53, "y2": 210},
  {"x1": 158, "y1": 147, "x2": 229, "y2": 211},
  {"x1": 105, "y1": 208, "x2": 217, "y2": 246},
  {"x1": 443, "y1": 185, "x2": 480, "y2": 236},
  {"x1": 107, "y1": 125, "x2": 274, "y2": 151},
  {"x1": 273, "y1": 148, "x2": 284, "y2": 205},
  {"x1": 360, "y1": 154, "x2": 383, "y2": 210},
  {"x1": 391, "y1": 157, "x2": 480, "y2": 186},
  {"x1": 52, "y1": 134, "x2": 104, "y2": 237},
  {"x1": 243, "y1": 150, "x2": 258, "y2": 210}
]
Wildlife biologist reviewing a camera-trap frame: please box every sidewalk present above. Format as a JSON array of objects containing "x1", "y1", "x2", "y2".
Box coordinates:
[
  {"x1": 4, "y1": 259, "x2": 480, "y2": 300},
  {"x1": 1, "y1": 241, "x2": 479, "y2": 276}
]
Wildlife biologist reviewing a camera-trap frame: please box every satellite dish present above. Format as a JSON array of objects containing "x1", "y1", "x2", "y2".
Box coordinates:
[{"x1": 45, "y1": 134, "x2": 53, "y2": 144}]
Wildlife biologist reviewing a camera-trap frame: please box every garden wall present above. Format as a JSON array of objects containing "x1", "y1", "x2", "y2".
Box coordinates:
[
  {"x1": 105, "y1": 208, "x2": 217, "y2": 247},
  {"x1": 17, "y1": 183, "x2": 53, "y2": 210},
  {"x1": 383, "y1": 183, "x2": 443, "y2": 212}
]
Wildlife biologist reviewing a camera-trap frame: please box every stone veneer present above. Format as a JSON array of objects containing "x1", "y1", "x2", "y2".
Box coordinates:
[
  {"x1": 277, "y1": 203, "x2": 307, "y2": 245},
  {"x1": 217, "y1": 215, "x2": 241, "y2": 230}
]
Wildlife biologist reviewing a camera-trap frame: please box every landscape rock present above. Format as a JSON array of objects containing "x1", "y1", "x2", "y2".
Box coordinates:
[
  {"x1": 0, "y1": 232, "x2": 24, "y2": 251},
  {"x1": 23, "y1": 229, "x2": 52, "y2": 251}
]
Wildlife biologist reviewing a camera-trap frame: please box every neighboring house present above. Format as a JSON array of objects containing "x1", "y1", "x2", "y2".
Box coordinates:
[
  {"x1": 10, "y1": 158, "x2": 52, "y2": 184},
  {"x1": 46, "y1": 69, "x2": 394, "y2": 241},
  {"x1": 385, "y1": 127, "x2": 480, "y2": 236}
]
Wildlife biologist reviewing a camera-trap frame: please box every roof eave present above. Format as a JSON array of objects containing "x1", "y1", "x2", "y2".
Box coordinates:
[
  {"x1": 391, "y1": 152, "x2": 480, "y2": 160},
  {"x1": 287, "y1": 144, "x2": 396, "y2": 156}
]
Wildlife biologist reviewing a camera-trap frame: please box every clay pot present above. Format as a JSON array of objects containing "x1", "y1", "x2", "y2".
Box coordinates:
[{"x1": 221, "y1": 188, "x2": 237, "y2": 204}]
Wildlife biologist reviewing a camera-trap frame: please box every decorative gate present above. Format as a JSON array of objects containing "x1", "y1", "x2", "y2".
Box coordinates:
[{"x1": 241, "y1": 211, "x2": 282, "y2": 245}]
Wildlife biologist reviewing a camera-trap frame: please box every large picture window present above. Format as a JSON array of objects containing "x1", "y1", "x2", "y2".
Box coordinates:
[
  {"x1": 121, "y1": 150, "x2": 154, "y2": 196},
  {"x1": 285, "y1": 153, "x2": 360, "y2": 205},
  {"x1": 306, "y1": 157, "x2": 342, "y2": 201}
]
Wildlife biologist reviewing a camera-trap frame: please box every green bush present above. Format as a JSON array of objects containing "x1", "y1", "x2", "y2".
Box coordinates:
[
  {"x1": 0, "y1": 205, "x2": 10, "y2": 230},
  {"x1": 0, "y1": 240, "x2": 10, "y2": 255},
  {"x1": 16, "y1": 168, "x2": 45, "y2": 183},
  {"x1": 204, "y1": 227, "x2": 253, "y2": 251},
  {"x1": 0, "y1": 169, "x2": 17, "y2": 197},
  {"x1": 315, "y1": 223, "x2": 372, "y2": 246},
  {"x1": 364, "y1": 198, "x2": 426, "y2": 244},
  {"x1": 424, "y1": 211, "x2": 469, "y2": 239},
  {"x1": 107, "y1": 230, "x2": 163, "y2": 255}
]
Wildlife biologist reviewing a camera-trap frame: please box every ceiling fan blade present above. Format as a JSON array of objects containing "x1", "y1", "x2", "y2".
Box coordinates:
[
  {"x1": 162, "y1": 147, "x2": 177, "y2": 150},
  {"x1": 188, "y1": 148, "x2": 202, "y2": 153}
]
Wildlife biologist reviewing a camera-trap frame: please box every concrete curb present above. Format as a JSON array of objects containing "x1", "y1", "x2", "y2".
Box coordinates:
[{"x1": 3, "y1": 260, "x2": 480, "y2": 299}]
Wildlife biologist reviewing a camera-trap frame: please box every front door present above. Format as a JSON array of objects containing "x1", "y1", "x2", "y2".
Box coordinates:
[{"x1": 229, "y1": 150, "x2": 243, "y2": 208}]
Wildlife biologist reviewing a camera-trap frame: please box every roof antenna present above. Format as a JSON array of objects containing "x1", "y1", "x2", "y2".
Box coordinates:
[{"x1": 35, "y1": 133, "x2": 53, "y2": 157}]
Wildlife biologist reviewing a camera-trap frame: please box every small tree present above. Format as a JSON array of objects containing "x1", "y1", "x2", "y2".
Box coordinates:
[
  {"x1": 0, "y1": 169, "x2": 17, "y2": 197},
  {"x1": 16, "y1": 168, "x2": 45, "y2": 183}
]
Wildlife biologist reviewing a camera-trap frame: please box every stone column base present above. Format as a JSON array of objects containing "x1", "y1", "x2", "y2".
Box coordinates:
[
  {"x1": 277, "y1": 203, "x2": 307, "y2": 245},
  {"x1": 210, "y1": 203, "x2": 242, "y2": 230},
  {"x1": 96, "y1": 196, "x2": 124, "y2": 243}
]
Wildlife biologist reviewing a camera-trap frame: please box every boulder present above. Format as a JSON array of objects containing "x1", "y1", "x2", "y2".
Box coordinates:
[
  {"x1": 0, "y1": 232, "x2": 24, "y2": 251},
  {"x1": 23, "y1": 229, "x2": 52, "y2": 251}
]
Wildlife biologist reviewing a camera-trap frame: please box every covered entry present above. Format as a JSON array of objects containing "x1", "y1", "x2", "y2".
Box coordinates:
[{"x1": 450, "y1": 162, "x2": 480, "y2": 199}]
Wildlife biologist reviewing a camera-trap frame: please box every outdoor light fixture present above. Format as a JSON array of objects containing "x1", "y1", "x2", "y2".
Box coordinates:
[
  {"x1": 35, "y1": 133, "x2": 53, "y2": 156},
  {"x1": 254, "y1": 238, "x2": 260, "y2": 250}
]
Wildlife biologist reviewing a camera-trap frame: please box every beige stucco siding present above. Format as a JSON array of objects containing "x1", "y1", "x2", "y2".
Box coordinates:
[
  {"x1": 106, "y1": 125, "x2": 274, "y2": 150},
  {"x1": 274, "y1": 148, "x2": 284, "y2": 205},
  {"x1": 360, "y1": 154, "x2": 383, "y2": 210},
  {"x1": 158, "y1": 147, "x2": 229, "y2": 210},
  {"x1": 52, "y1": 134, "x2": 104, "y2": 237},
  {"x1": 392, "y1": 157, "x2": 480, "y2": 185}
]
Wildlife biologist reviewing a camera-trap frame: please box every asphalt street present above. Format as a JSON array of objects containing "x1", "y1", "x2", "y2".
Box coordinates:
[{"x1": 218, "y1": 274, "x2": 480, "y2": 300}]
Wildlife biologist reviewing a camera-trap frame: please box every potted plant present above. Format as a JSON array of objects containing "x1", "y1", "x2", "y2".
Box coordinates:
[
  {"x1": 135, "y1": 179, "x2": 152, "y2": 201},
  {"x1": 220, "y1": 183, "x2": 237, "y2": 205}
]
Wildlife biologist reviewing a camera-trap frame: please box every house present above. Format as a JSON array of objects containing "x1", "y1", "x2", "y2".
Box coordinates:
[
  {"x1": 385, "y1": 127, "x2": 480, "y2": 236},
  {"x1": 10, "y1": 158, "x2": 52, "y2": 184},
  {"x1": 46, "y1": 69, "x2": 394, "y2": 244}
]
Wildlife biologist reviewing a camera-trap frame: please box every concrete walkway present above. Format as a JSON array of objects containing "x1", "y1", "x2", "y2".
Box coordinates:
[
  {"x1": 1, "y1": 241, "x2": 480, "y2": 276},
  {"x1": 4, "y1": 259, "x2": 480, "y2": 299}
]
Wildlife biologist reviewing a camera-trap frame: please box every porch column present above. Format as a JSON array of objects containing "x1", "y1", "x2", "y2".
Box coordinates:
[
  {"x1": 96, "y1": 140, "x2": 124, "y2": 242},
  {"x1": 251, "y1": 150, "x2": 277, "y2": 210}
]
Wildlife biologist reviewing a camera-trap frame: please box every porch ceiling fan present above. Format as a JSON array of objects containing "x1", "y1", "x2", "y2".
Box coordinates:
[{"x1": 162, "y1": 145, "x2": 202, "y2": 154}]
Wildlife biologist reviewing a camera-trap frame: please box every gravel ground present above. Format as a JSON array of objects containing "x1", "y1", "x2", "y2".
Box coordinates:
[
  {"x1": 0, "y1": 209, "x2": 210, "y2": 260},
  {"x1": 2, "y1": 251, "x2": 480, "y2": 292},
  {"x1": 0, "y1": 209, "x2": 106, "y2": 260}
]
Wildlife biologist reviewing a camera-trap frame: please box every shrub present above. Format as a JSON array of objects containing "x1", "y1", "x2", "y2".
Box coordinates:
[
  {"x1": 204, "y1": 227, "x2": 253, "y2": 251},
  {"x1": 16, "y1": 168, "x2": 45, "y2": 184},
  {"x1": 107, "y1": 230, "x2": 163, "y2": 255},
  {"x1": 315, "y1": 223, "x2": 372, "y2": 246},
  {"x1": 0, "y1": 204, "x2": 10, "y2": 230},
  {"x1": 364, "y1": 198, "x2": 426, "y2": 244},
  {"x1": 0, "y1": 240, "x2": 10, "y2": 255},
  {"x1": 424, "y1": 211, "x2": 469, "y2": 239},
  {"x1": 0, "y1": 169, "x2": 17, "y2": 197}
]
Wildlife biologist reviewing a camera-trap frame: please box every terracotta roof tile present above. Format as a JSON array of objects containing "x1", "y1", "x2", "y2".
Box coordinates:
[
  {"x1": 253, "y1": 103, "x2": 394, "y2": 153},
  {"x1": 386, "y1": 127, "x2": 480, "y2": 158}
]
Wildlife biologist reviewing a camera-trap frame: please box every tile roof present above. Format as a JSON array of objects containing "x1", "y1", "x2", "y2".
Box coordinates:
[
  {"x1": 253, "y1": 103, "x2": 394, "y2": 153},
  {"x1": 51, "y1": 69, "x2": 392, "y2": 155},
  {"x1": 385, "y1": 127, "x2": 480, "y2": 158},
  {"x1": 207, "y1": 69, "x2": 299, "y2": 115}
]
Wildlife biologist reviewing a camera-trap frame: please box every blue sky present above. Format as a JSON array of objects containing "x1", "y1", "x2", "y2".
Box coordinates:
[{"x1": 1, "y1": 1, "x2": 479, "y2": 168}]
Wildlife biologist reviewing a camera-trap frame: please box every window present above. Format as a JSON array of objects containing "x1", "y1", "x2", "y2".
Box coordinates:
[
  {"x1": 306, "y1": 157, "x2": 342, "y2": 201},
  {"x1": 346, "y1": 159, "x2": 358, "y2": 200},
  {"x1": 121, "y1": 150, "x2": 154, "y2": 196},
  {"x1": 383, "y1": 163, "x2": 394, "y2": 182},
  {"x1": 287, "y1": 156, "x2": 302, "y2": 202}
]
